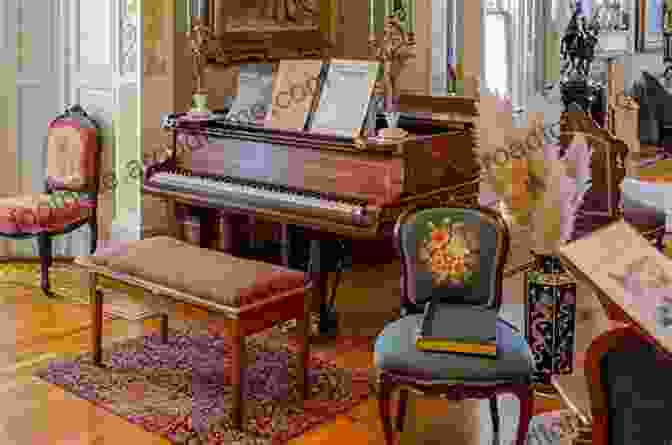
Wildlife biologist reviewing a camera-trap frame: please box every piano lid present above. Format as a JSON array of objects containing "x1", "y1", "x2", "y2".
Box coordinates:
[{"x1": 161, "y1": 112, "x2": 466, "y2": 156}]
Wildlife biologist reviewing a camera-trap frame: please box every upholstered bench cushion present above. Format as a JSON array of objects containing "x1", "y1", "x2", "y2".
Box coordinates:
[
  {"x1": 88, "y1": 236, "x2": 306, "y2": 307},
  {"x1": 374, "y1": 313, "x2": 535, "y2": 382}
]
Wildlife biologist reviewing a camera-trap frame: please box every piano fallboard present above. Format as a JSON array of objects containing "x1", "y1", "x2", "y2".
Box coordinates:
[{"x1": 184, "y1": 137, "x2": 405, "y2": 205}]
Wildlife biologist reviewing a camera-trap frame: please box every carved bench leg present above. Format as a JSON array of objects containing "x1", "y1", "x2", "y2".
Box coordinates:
[
  {"x1": 231, "y1": 320, "x2": 246, "y2": 430},
  {"x1": 159, "y1": 314, "x2": 169, "y2": 344},
  {"x1": 90, "y1": 272, "x2": 103, "y2": 366}
]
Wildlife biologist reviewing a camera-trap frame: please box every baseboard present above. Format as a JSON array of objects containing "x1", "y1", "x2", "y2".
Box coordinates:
[{"x1": 111, "y1": 211, "x2": 142, "y2": 243}]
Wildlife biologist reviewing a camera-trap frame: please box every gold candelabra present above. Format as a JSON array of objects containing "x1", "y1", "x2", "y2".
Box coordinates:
[
  {"x1": 187, "y1": 16, "x2": 214, "y2": 114},
  {"x1": 189, "y1": 17, "x2": 212, "y2": 95},
  {"x1": 368, "y1": 11, "x2": 416, "y2": 110}
]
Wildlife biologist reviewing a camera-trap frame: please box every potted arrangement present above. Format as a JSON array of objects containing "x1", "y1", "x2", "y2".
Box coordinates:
[{"x1": 479, "y1": 94, "x2": 593, "y2": 385}]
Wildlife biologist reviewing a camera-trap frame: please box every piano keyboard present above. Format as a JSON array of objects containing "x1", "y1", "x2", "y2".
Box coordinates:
[{"x1": 149, "y1": 170, "x2": 377, "y2": 227}]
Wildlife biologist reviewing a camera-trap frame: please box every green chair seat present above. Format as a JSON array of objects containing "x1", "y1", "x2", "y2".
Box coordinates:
[{"x1": 374, "y1": 313, "x2": 535, "y2": 383}]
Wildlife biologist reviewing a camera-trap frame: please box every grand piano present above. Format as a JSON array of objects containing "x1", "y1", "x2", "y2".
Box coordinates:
[{"x1": 143, "y1": 97, "x2": 481, "y2": 336}]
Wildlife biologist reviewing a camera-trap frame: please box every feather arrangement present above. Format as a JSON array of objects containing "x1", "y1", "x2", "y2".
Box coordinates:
[{"x1": 480, "y1": 94, "x2": 593, "y2": 254}]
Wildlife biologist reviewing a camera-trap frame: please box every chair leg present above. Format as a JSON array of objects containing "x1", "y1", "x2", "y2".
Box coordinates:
[
  {"x1": 489, "y1": 395, "x2": 500, "y2": 445},
  {"x1": 378, "y1": 372, "x2": 397, "y2": 445},
  {"x1": 396, "y1": 388, "x2": 409, "y2": 432},
  {"x1": 513, "y1": 385, "x2": 534, "y2": 445},
  {"x1": 38, "y1": 233, "x2": 53, "y2": 297},
  {"x1": 159, "y1": 314, "x2": 168, "y2": 344}
]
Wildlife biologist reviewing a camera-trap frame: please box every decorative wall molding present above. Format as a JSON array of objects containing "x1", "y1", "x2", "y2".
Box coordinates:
[
  {"x1": 121, "y1": 0, "x2": 137, "y2": 75},
  {"x1": 0, "y1": 0, "x2": 7, "y2": 49}
]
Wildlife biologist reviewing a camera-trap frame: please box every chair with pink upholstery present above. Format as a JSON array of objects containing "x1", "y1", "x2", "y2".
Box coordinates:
[{"x1": 0, "y1": 105, "x2": 100, "y2": 296}]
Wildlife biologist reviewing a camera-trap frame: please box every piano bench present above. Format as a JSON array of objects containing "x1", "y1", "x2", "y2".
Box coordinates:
[{"x1": 74, "y1": 236, "x2": 313, "y2": 431}]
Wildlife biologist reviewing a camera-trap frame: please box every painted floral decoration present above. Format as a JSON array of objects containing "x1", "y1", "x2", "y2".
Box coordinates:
[{"x1": 419, "y1": 217, "x2": 479, "y2": 287}]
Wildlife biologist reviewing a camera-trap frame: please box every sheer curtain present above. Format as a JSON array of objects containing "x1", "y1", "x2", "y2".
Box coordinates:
[
  {"x1": 430, "y1": 0, "x2": 544, "y2": 105},
  {"x1": 485, "y1": 11, "x2": 510, "y2": 96},
  {"x1": 484, "y1": 0, "x2": 546, "y2": 110}
]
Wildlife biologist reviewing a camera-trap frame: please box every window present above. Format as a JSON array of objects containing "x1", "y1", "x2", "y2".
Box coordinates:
[
  {"x1": 485, "y1": 11, "x2": 511, "y2": 96},
  {"x1": 485, "y1": 3, "x2": 512, "y2": 98}
]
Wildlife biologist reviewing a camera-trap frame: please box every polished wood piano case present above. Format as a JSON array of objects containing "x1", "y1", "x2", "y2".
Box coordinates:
[{"x1": 146, "y1": 111, "x2": 480, "y2": 240}]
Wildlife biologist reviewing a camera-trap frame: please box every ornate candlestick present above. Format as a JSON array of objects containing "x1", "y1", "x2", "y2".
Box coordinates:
[
  {"x1": 189, "y1": 8, "x2": 213, "y2": 115},
  {"x1": 368, "y1": 9, "x2": 416, "y2": 119}
]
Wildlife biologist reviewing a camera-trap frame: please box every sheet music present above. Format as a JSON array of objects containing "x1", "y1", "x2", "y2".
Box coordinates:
[
  {"x1": 226, "y1": 64, "x2": 275, "y2": 123},
  {"x1": 310, "y1": 60, "x2": 380, "y2": 139},
  {"x1": 558, "y1": 220, "x2": 672, "y2": 352},
  {"x1": 266, "y1": 59, "x2": 324, "y2": 131}
]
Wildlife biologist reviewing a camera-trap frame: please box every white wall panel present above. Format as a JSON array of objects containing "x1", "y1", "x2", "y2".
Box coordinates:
[{"x1": 78, "y1": 0, "x2": 113, "y2": 68}]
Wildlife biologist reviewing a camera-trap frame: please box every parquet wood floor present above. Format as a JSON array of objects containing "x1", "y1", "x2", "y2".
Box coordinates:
[{"x1": 0, "y1": 260, "x2": 564, "y2": 445}]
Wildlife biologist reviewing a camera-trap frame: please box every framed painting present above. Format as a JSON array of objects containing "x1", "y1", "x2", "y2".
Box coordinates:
[
  {"x1": 204, "y1": 0, "x2": 338, "y2": 64},
  {"x1": 637, "y1": 0, "x2": 665, "y2": 51}
]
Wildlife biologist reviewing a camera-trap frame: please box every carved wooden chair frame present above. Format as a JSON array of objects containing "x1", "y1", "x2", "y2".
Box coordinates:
[
  {"x1": 0, "y1": 105, "x2": 100, "y2": 296},
  {"x1": 376, "y1": 201, "x2": 533, "y2": 445},
  {"x1": 585, "y1": 323, "x2": 672, "y2": 445}
]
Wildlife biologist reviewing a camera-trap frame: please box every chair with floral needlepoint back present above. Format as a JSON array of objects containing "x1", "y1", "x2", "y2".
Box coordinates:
[
  {"x1": 0, "y1": 105, "x2": 100, "y2": 296},
  {"x1": 374, "y1": 203, "x2": 535, "y2": 445}
]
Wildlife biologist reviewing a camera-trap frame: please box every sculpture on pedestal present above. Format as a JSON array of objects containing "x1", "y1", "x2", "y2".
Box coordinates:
[{"x1": 560, "y1": 0, "x2": 601, "y2": 78}]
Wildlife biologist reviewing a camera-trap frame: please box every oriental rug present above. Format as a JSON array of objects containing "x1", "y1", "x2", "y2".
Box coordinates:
[{"x1": 35, "y1": 330, "x2": 374, "y2": 445}]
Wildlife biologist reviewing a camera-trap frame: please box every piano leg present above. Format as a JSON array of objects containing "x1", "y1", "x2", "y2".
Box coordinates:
[
  {"x1": 167, "y1": 200, "x2": 183, "y2": 241},
  {"x1": 192, "y1": 207, "x2": 220, "y2": 250},
  {"x1": 309, "y1": 238, "x2": 345, "y2": 338}
]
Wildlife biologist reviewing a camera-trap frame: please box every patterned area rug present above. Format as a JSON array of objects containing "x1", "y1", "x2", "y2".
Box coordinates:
[{"x1": 36, "y1": 329, "x2": 373, "y2": 445}]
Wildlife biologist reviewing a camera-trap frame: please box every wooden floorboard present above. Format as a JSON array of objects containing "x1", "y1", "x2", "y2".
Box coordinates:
[{"x1": 0, "y1": 258, "x2": 567, "y2": 444}]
